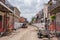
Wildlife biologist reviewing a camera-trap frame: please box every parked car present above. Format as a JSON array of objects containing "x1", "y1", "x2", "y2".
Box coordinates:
[{"x1": 22, "y1": 23, "x2": 27, "y2": 28}]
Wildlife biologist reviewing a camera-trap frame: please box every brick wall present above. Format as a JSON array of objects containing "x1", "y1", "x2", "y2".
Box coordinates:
[{"x1": 14, "y1": 7, "x2": 20, "y2": 17}]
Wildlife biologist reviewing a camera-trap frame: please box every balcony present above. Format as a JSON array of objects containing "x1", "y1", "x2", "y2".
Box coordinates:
[
  {"x1": 48, "y1": 1, "x2": 60, "y2": 12},
  {"x1": 0, "y1": 0, "x2": 14, "y2": 13},
  {"x1": 5, "y1": 0, "x2": 14, "y2": 11}
]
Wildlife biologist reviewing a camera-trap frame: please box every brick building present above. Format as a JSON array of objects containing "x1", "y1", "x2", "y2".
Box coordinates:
[
  {"x1": 48, "y1": 0, "x2": 60, "y2": 31},
  {"x1": 0, "y1": 0, "x2": 14, "y2": 35},
  {"x1": 13, "y1": 7, "x2": 20, "y2": 23},
  {"x1": 0, "y1": 0, "x2": 21, "y2": 36}
]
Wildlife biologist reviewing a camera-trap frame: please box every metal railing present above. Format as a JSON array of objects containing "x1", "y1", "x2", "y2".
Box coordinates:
[{"x1": 48, "y1": 1, "x2": 60, "y2": 12}]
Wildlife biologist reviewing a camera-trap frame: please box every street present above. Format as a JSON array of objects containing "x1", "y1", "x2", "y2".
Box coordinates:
[
  {"x1": 0, "y1": 0, "x2": 60, "y2": 40},
  {"x1": 0, "y1": 25, "x2": 40, "y2": 40},
  {"x1": 20, "y1": 26, "x2": 39, "y2": 40},
  {"x1": 0, "y1": 25, "x2": 59, "y2": 40}
]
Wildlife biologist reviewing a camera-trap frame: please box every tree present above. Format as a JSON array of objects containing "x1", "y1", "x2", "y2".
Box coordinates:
[
  {"x1": 50, "y1": 15, "x2": 56, "y2": 20},
  {"x1": 31, "y1": 17, "x2": 35, "y2": 23}
]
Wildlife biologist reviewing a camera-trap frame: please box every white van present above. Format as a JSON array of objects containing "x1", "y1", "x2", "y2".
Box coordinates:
[{"x1": 14, "y1": 22, "x2": 23, "y2": 29}]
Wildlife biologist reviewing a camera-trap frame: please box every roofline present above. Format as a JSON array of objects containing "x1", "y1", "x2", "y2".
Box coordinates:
[{"x1": 0, "y1": 1, "x2": 14, "y2": 13}]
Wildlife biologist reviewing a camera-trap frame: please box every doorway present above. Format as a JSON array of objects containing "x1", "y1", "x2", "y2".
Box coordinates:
[{"x1": 0, "y1": 15, "x2": 2, "y2": 32}]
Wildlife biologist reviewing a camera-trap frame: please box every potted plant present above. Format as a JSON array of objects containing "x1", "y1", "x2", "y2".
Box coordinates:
[{"x1": 50, "y1": 15, "x2": 56, "y2": 20}]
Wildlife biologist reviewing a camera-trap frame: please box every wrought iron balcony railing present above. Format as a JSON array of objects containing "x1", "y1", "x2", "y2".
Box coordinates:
[{"x1": 48, "y1": 1, "x2": 60, "y2": 12}]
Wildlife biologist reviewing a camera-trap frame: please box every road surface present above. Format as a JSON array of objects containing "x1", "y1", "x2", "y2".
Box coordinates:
[
  {"x1": 0, "y1": 25, "x2": 58, "y2": 40},
  {"x1": 0, "y1": 25, "x2": 40, "y2": 40},
  {"x1": 20, "y1": 26, "x2": 40, "y2": 40}
]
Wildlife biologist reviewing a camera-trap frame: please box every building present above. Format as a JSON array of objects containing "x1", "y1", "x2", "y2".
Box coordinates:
[
  {"x1": 35, "y1": 10, "x2": 44, "y2": 23},
  {"x1": 0, "y1": 0, "x2": 21, "y2": 36},
  {"x1": 19, "y1": 17, "x2": 26, "y2": 23},
  {"x1": 48, "y1": 0, "x2": 60, "y2": 31},
  {"x1": 12, "y1": 7, "x2": 21, "y2": 30},
  {"x1": 13, "y1": 7, "x2": 20, "y2": 23},
  {"x1": 0, "y1": 0, "x2": 14, "y2": 35},
  {"x1": 43, "y1": 4, "x2": 48, "y2": 19}
]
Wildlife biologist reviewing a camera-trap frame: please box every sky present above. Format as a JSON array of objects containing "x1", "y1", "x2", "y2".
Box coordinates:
[{"x1": 8, "y1": 0, "x2": 49, "y2": 22}]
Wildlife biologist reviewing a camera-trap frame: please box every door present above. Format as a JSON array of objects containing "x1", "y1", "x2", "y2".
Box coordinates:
[{"x1": 0, "y1": 15, "x2": 3, "y2": 32}]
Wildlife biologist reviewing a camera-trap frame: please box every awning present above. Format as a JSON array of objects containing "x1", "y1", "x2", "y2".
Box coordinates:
[{"x1": 0, "y1": 2, "x2": 14, "y2": 13}]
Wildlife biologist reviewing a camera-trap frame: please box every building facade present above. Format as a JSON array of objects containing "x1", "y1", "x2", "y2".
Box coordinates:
[
  {"x1": 0, "y1": 0, "x2": 21, "y2": 35},
  {"x1": 35, "y1": 10, "x2": 44, "y2": 23},
  {"x1": 0, "y1": 0, "x2": 14, "y2": 35},
  {"x1": 48, "y1": 0, "x2": 60, "y2": 32},
  {"x1": 14, "y1": 7, "x2": 20, "y2": 23}
]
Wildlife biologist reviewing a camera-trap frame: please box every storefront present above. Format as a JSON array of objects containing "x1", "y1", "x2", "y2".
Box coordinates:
[
  {"x1": 49, "y1": 5, "x2": 60, "y2": 35},
  {"x1": 0, "y1": 12, "x2": 5, "y2": 35},
  {"x1": 8, "y1": 13, "x2": 14, "y2": 32},
  {"x1": 0, "y1": 2, "x2": 14, "y2": 35}
]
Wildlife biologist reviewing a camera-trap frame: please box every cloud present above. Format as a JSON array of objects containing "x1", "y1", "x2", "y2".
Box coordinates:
[
  {"x1": 24, "y1": 0, "x2": 33, "y2": 6},
  {"x1": 8, "y1": 0, "x2": 49, "y2": 22},
  {"x1": 20, "y1": 13, "x2": 36, "y2": 22}
]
